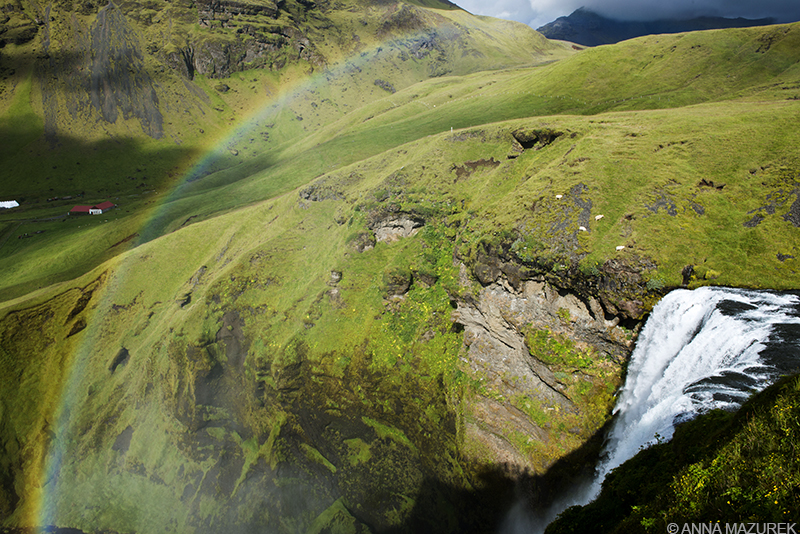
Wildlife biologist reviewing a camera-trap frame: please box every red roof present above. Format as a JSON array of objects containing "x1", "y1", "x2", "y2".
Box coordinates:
[
  {"x1": 70, "y1": 205, "x2": 92, "y2": 213},
  {"x1": 94, "y1": 201, "x2": 115, "y2": 210}
]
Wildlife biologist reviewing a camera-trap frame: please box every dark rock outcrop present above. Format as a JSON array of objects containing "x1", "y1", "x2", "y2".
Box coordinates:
[
  {"x1": 89, "y1": 3, "x2": 164, "y2": 138},
  {"x1": 782, "y1": 190, "x2": 800, "y2": 227},
  {"x1": 745, "y1": 188, "x2": 800, "y2": 228},
  {"x1": 509, "y1": 128, "x2": 564, "y2": 158},
  {"x1": 373, "y1": 78, "x2": 396, "y2": 93},
  {"x1": 196, "y1": 0, "x2": 279, "y2": 21},
  {"x1": 299, "y1": 180, "x2": 344, "y2": 202},
  {"x1": 383, "y1": 266, "x2": 412, "y2": 297},
  {"x1": 466, "y1": 231, "x2": 662, "y2": 321},
  {"x1": 350, "y1": 232, "x2": 376, "y2": 253},
  {"x1": 0, "y1": 0, "x2": 38, "y2": 47},
  {"x1": 33, "y1": 1, "x2": 167, "y2": 140},
  {"x1": 646, "y1": 193, "x2": 678, "y2": 216}
]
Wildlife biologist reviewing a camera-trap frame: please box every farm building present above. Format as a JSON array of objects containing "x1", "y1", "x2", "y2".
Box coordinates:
[
  {"x1": 0, "y1": 200, "x2": 19, "y2": 209},
  {"x1": 92, "y1": 201, "x2": 116, "y2": 214},
  {"x1": 70, "y1": 201, "x2": 116, "y2": 215},
  {"x1": 70, "y1": 205, "x2": 92, "y2": 215}
]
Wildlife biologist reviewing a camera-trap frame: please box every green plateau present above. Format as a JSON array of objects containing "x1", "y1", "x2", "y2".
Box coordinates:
[{"x1": 0, "y1": 0, "x2": 798, "y2": 531}]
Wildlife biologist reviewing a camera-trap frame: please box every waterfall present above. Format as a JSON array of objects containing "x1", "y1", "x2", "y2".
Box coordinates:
[
  {"x1": 594, "y1": 287, "x2": 800, "y2": 493},
  {"x1": 510, "y1": 286, "x2": 800, "y2": 534}
]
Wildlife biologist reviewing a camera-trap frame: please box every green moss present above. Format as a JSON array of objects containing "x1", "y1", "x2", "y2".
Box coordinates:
[
  {"x1": 301, "y1": 443, "x2": 337, "y2": 473},
  {"x1": 262, "y1": 412, "x2": 289, "y2": 469},
  {"x1": 361, "y1": 417, "x2": 415, "y2": 452},
  {"x1": 513, "y1": 396, "x2": 550, "y2": 428},
  {"x1": 306, "y1": 498, "x2": 363, "y2": 534},
  {"x1": 344, "y1": 438, "x2": 372, "y2": 467},
  {"x1": 525, "y1": 327, "x2": 592, "y2": 369}
]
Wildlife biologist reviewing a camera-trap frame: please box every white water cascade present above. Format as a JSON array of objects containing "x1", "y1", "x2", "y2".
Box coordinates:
[{"x1": 509, "y1": 286, "x2": 800, "y2": 534}]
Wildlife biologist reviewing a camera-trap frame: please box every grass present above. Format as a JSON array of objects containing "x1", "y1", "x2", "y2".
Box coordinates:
[
  {"x1": 0, "y1": 0, "x2": 573, "y2": 299},
  {"x1": 4, "y1": 19, "x2": 800, "y2": 299}
]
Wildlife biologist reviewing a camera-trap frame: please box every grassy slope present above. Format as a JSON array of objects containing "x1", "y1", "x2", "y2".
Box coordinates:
[
  {"x1": 19, "y1": 22, "x2": 793, "y2": 300},
  {"x1": 0, "y1": 0, "x2": 572, "y2": 301},
  {"x1": 0, "y1": 14, "x2": 800, "y2": 533}
]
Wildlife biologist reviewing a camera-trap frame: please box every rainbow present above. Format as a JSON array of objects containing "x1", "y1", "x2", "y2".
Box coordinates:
[{"x1": 31, "y1": 23, "x2": 458, "y2": 530}]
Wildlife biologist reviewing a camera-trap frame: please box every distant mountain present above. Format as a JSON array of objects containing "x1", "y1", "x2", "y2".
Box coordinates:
[{"x1": 537, "y1": 7, "x2": 776, "y2": 46}]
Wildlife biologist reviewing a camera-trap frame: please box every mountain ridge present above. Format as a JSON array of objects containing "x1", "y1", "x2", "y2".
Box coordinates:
[{"x1": 537, "y1": 7, "x2": 777, "y2": 46}]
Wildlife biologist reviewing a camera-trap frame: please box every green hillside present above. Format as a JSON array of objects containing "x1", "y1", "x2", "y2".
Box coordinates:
[
  {"x1": 0, "y1": 2, "x2": 799, "y2": 531},
  {"x1": 0, "y1": 0, "x2": 573, "y2": 300}
]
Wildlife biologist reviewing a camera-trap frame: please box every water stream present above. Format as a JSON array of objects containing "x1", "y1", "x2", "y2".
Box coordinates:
[{"x1": 510, "y1": 286, "x2": 800, "y2": 533}]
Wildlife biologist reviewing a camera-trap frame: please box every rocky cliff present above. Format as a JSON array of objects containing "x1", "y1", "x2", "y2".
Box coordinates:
[
  {"x1": 454, "y1": 272, "x2": 632, "y2": 473},
  {"x1": 0, "y1": 215, "x2": 645, "y2": 532}
]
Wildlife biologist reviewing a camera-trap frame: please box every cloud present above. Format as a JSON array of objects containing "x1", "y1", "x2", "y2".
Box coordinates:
[
  {"x1": 456, "y1": 0, "x2": 538, "y2": 25},
  {"x1": 455, "y1": 0, "x2": 800, "y2": 29}
]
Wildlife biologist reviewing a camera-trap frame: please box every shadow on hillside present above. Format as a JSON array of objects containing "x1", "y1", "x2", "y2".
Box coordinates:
[
  {"x1": 0, "y1": 113, "x2": 286, "y2": 300},
  {"x1": 0, "y1": 122, "x2": 193, "y2": 198},
  {"x1": 372, "y1": 465, "x2": 518, "y2": 534},
  {"x1": 378, "y1": 421, "x2": 612, "y2": 534},
  {"x1": 0, "y1": 123, "x2": 198, "y2": 301}
]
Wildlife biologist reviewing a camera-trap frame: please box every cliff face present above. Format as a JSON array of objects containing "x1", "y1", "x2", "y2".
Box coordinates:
[
  {"x1": 0, "y1": 223, "x2": 643, "y2": 533},
  {"x1": 454, "y1": 271, "x2": 633, "y2": 473},
  {"x1": 89, "y1": 3, "x2": 164, "y2": 137},
  {"x1": 188, "y1": 0, "x2": 325, "y2": 76}
]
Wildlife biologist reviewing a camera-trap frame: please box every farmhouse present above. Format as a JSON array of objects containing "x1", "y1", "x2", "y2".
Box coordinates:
[
  {"x1": 92, "y1": 201, "x2": 116, "y2": 214},
  {"x1": 70, "y1": 201, "x2": 116, "y2": 215},
  {"x1": 70, "y1": 205, "x2": 92, "y2": 215}
]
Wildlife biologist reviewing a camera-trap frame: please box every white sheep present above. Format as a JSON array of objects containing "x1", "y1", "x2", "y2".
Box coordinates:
[
  {"x1": 579, "y1": 226, "x2": 587, "y2": 232},
  {"x1": 616, "y1": 245, "x2": 625, "y2": 251},
  {"x1": 556, "y1": 194, "x2": 563, "y2": 199},
  {"x1": 595, "y1": 214, "x2": 604, "y2": 221}
]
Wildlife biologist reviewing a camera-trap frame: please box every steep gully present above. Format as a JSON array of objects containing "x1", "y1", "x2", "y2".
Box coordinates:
[
  {"x1": 503, "y1": 286, "x2": 800, "y2": 533},
  {"x1": 3, "y1": 246, "x2": 798, "y2": 531}
]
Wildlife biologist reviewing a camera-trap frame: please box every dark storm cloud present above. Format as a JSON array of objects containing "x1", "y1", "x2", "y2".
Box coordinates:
[{"x1": 581, "y1": 0, "x2": 800, "y2": 23}]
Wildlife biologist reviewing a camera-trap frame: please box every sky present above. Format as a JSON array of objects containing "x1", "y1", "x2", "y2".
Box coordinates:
[{"x1": 454, "y1": 0, "x2": 800, "y2": 31}]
